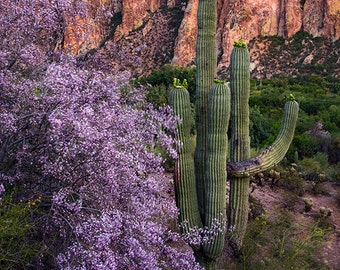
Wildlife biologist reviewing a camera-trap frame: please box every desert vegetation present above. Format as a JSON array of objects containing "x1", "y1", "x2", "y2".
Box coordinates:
[{"x1": 1, "y1": 0, "x2": 339, "y2": 269}]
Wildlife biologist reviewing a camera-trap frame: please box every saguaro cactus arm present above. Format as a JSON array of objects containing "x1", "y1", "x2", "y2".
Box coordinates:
[
  {"x1": 227, "y1": 100, "x2": 299, "y2": 177},
  {"x1": 227, "y1": 42, "x2": 251, "y2": 253},
  {"x1": 203, "y1": 82, "x2": 230, "y2": 259},
  {"x1": 169, "y1": 83, "x2": 202, "y2": 247},
  {"x1": 227, "y1": 42, "x2": 299, "y2": 253}
]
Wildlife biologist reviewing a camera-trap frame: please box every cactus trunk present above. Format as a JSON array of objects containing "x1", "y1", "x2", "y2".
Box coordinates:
[
  {"x1": 195, "y1": 0, "x2": 217, "y2": 220},
  {"x1": 203, "y1": 82, "x2": 230, "y2": 259},
  {"x1": 228, "y1": 46, "x2": 251, "y2": 253},
  {"x1": 169, "y1": 86, "x2": 202, "y2": 250}
]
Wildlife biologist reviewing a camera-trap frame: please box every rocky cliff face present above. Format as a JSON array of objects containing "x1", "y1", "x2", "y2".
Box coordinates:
[
  {"x1": 174, "y1": 0, "x2": 339, "y2": 70},
  {"x1": 63, "y1": 0, "x2": 340, "y2": 78}
]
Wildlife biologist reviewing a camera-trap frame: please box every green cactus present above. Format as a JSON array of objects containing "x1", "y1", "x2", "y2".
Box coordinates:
[
  {"x1": 303, "y1": 197, "x2": 313, "y2": 212},
  {"x1": 169, "y1": 86, "x2": 202, "y2": 248},
  {"x1": 169, "y1": 0, "x2": 299, "y2": 266},
  {"x1": 227, "y1": 45, "x2": 251, "y2": 254},
  {"x1": 203, "y1": 82, "x2": 230, "y2": 259},
  {"x1": 227, "y1": 45, "x2": 299, "y2": 252},
  {"x1": 227, "y1": 100, "x2": 299, "y2": 177},
  {"x1": 195, "y1": 0, "x2": 218, "y2": 220}
]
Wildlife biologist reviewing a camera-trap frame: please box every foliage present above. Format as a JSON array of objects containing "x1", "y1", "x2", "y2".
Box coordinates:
[
  {"x1": 0, "y1": 1, "x2": 201, "y2": 269},
  {"x1": 239, "y1": 212, "x2": 329, "y2": 270},
  {"x1": 136, "y1": 64, "x2": 196, "y2": 104},
  {"x1": 145, "y1": 84, "x2": 170, "y2": 108},
  {"x1": 140, "y1": 67, "x2": 339, "y2": 165},
  {"x1": 2, "y1": 59, "x2": 202, "y2": 269},
  {"x1": 249, "y1": 106, "x2": 272, "y2": 149},
  {"x1": 250, "y1": 75, "x2": 340, "y2": 173},
  {"x1": 0, "y1": 192, "x2": 43, "y2": 269},
  {"x1": 291, "y1": 134, "x2": 319, "y2": 159},
  {"x1": 276, "y1": 166, "x2": 306, "y2": 197}
]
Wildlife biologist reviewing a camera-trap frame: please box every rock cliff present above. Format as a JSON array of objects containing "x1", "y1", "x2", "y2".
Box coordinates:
[{"x1": 63, "y1": 0, "x2": 340, "y2": 78}]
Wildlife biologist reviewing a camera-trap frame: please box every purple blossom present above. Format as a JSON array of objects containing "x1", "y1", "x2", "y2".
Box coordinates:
[{"x1": 0, "y1": 2, "x2": 200, "y2": 268}]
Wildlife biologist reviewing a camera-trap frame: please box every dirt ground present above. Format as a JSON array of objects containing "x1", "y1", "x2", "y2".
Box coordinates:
[
  {"x1": 252, "y1": 182, "x2": 340, "y2": 270},
  {"x1": 166, "y1": 172, "x2": 340, "y2": 269}
]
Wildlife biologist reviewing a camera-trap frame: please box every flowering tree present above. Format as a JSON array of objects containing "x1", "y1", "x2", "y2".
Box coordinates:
[{"x1": 0, "y1": 1, "x2": 201, "y2": 269}]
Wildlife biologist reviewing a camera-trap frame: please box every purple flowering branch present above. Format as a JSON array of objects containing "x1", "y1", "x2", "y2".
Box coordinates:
[{"x1": 0, "y1": 2, "x2": 202, "y2": 268}]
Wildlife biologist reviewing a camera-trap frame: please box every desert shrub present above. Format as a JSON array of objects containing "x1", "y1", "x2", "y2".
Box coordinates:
[
  {"x1": 239, "y1": 210, "x2": 328, "y2": 270},
  {"x1": 325, "y1": 76, "x2": 340, "y2": 94},
  {"x1": 137, "y1": 65, "x2": 196, "y2": 104},
  {"x1": 1, "y1": 59, "x2": 202, "y2": 269},
  {"x1": 249, "y1": 106, "x2": 272, "y2": 149},
  {"x1": 328, "y1": 135, "x2": 340, "y2": 164},
  {"x1": 325, "y1": 163, "x2": 340, "y2": 183},
  {"x1": 0, "y1": 2, "x2": 201, "y2": 268},
  {"x1": 145, "y1": 84, "x2": 170, "y2": 107},
  {"x1": 0, "y1": 191, "x2": 44, "y2": 269},
  {"x1": 292, "y1": 133, "x2": 318, "y2": 159},
  {"x1": 313, "y1": 152, "x2": 329, "y2": 169},
  {"x1": 299, "y1": 157, "x2": 324, "y2": 182},
  {"x1": 277, "y1": 166, "x2": 306, "y2": 196}
]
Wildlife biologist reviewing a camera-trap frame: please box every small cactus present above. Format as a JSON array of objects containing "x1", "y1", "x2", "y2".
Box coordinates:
[
  {"x1": 319, "y1": 206, "x2": 326, "y2": 216},
  {"x1": 303, "y1": 197, "x2": 313, "y2": 212},
  {"x1": 326, "y1": 208, "x2": 333, "y2": 217}
]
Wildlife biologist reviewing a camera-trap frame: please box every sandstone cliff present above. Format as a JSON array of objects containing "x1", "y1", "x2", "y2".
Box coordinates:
[
  {"x1": 173, "y1": 0, "x2": 339, "y2": 71},
  {"x1": 63, "y1": 0, "x2": 340, "y2": 78}
]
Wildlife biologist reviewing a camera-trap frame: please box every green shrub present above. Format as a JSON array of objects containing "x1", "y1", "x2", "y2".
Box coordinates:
[
  {"x1": 292, "y1": 134, "x2": 318, "y2": 159},
  {"x1": 299, "y1": 157, "x2": 323, "y2": 182},
  {"x1": 313, "y1": 152, "x2": 329, "y2": 169},
  {"x1": 249, "y1": 106, "x2": 272, "y2": 149},
  {"x1": 137, "y1": 65, "x2": 196, "y2": 105},
  {"x1": 145, "y1": 84, "x2": 170, "y2": 107},
  {"x1": 239, "y1": 210, "x2": 329, "y2": 270},
  {"x1": 276, "y1": 166, "x2": 306, "y2": 196},
  {"x1": 0, "y1": 193, "x2": 43, "y2": 269}
]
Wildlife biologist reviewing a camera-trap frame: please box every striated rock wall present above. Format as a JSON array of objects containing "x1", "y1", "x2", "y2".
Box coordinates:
[
  {"x1": 63, "y1": 0, "x2": 178, "y2": 54},
  {"x1": 115, "y1": 0, "x2": 161, "y2": 38},
  {"x1": 63, "y1": 0, "x2": 121, "y2": 54},
  {"x1": 303, "y1": 0, "x2": 340, "y2": 39},
  {"x1": 63, "y1": 0, "x2": 339, "y2": 76},
  {"x1": 171, "y1": 0, "x2": 198, "y2": 66},
  {"x1": 172, "y1": 0, "x2": 339, "y2": 69}
]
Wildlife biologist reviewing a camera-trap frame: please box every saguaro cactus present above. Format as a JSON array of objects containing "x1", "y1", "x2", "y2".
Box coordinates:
[
  {"x1": 195, "y1": 0, "x2": 218, "y2": 220},
  {"x1": 169, "y1": 0, "x2": 299, "y2": 267},
  {"x1": 203, "y1": 82, "x2": 230, "y2": 259},
  {"x1": 228, "y1": 43, "x2": 251, "y2": 254},
  {"x1": 226, "y1": 43, "x2": 299, "y2": 253},
  {"x1": 169, "y1": 79, "x2": 202, "y2": 245}
]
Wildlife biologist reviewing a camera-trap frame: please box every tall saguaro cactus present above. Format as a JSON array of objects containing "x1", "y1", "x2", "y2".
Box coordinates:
[
  {"x1": 228, "y1": 44, "x2": 251, "y2": 253},
  {"x1": 195, "y1": 0, "x2": 218, "y2": 220},
  {"x1": 169, "y1": 81, "x2": 202, "y2": 247},
  {"x1": 169, "y1": 0, "x2": 299, "y2": 267},
  {"x1": 203, "y1": 82, "x2": 230, "y2": 259}
]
